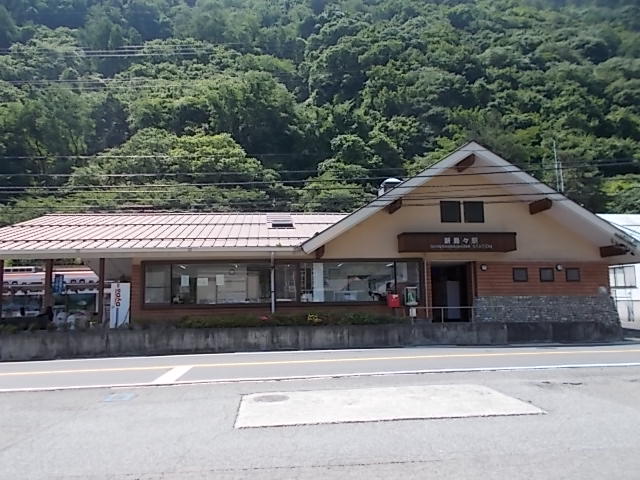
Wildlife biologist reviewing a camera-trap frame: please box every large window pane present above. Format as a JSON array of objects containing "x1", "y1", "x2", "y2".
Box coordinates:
[
  {"x1": 463, "y1": 201, "x2": 485, "y2": 223},
  {"x1": 440, "y1": 201, "x2": 461, "y2": 223},
  {"x1": 145, "y1": 264, "x2": 171, "y2": 304},
  {"x1": 172, "y1": 263, "x2": 270, "y2": 304},
  {"x1": 299, "y1": 261, "x2": 421, "y2": 303},
  {"x1": 396, "y1": 262, "x2": 421, "y2": 302},
  {"x1": 275, "y1": 264, "x2": 297, "y2": 301},
  {"x1": 624, "y1": 266, "x2": 637, "y2": 287},
  {"x1": 612, "y1": 266, "x2": 637, "y2": 288},
  {"x1": 145, "y1": 263, "x2": 270, "y2": 305}
]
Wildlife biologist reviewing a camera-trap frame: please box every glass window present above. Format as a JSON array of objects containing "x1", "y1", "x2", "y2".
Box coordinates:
[
  {"x1": 144, "y1": 264, "x2": 171, "y2": 304},
  {"x1": 624, "y1": 266, "x2": 636, "y2": 287},
  {"x1": 396, "y1": 261, "x2": 421, "y2": 303},
  {"x1": 565, "y1": 268, "x2": 581, "y2": 282},
  {"x1": 539, "y1": 267, "x2": 554, "y2": 282},
  {"x1": 463, "y1": 201, "x2": 484, "y2": 223},
  {"x1": 513, "y1": 268, "x2": 528, "y2": 282},
  {"x1": 440, "y1": 201, "x2": 461, "y2": 223},
  {"x1": 611, "y1": 265, "x2": 636, "y2": 288},
  {"x1": 144, "y1": 263, "x2": 270, "y2": 305},
  {"x1": 298, "y1": 261, "x2": 421, "y2": 303},
  {"x1": 275, "y1": 264, "x2": 297, "y2": 301}
]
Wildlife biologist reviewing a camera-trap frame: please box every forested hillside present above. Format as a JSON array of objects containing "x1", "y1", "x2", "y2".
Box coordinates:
[{"x1": 1, "y1": 0, "x2": 639, "y2": 223}]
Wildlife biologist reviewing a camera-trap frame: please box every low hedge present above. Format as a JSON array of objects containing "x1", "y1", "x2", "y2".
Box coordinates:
[{"x1": 172, "y1": 311, "x2": 408, "y2": 329}]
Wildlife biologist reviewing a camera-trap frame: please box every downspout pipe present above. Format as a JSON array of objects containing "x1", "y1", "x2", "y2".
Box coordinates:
[{"x1": 270, "y1": 251, "x2": 276, "y2": 314}]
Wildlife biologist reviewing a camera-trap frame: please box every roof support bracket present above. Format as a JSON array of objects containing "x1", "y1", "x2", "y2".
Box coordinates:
[
  {"x1": 529, "y1": 197, "x2": 553, "y2": 215},
  {"x1": 386, "y1": 199, "x2": 402, "y2": 215},
  {"x1": 314, "y1": 245, "x2": 325, "y2": 259},
  {"x1": 455, "y1": 154, "x2": 475, "y2": 172},
  {"x1": 600, "y1": 245, "x2": 629, "y2": 258}
]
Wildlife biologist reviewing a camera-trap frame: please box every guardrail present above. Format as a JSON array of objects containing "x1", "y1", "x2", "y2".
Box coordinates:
[{"x1": 408, "y1": 306, "x2": 476, "y2": 323}]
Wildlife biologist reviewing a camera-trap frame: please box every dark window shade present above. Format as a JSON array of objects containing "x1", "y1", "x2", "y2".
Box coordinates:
[
  {"x1": 464, "y1": 201, "x2": 485, "y2": 223},
  {"x1": 513, "y1": 268, "x2": 528, "y2": 282},
  {"x1": 440, "y1": 201, "x2": 461, "y2": 223},
  {"x1": 539, "y1": 268, "x2": 554, "y2": 282},
  {"x1": 566, "y1": 268, "x2": 581, "y2": 282}
]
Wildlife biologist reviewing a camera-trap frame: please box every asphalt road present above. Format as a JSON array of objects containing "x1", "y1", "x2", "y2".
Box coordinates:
[
  {"x1": 1, "y1": 343, "x2": 640, "y2": 391},
  {"x1": 1, "y1": 365, "x2": 639, "y2": 479}
]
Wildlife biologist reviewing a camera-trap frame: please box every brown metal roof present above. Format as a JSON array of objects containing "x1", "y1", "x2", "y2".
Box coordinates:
[{"x1": 0, "y1": 213, "x2": 347, "y2": 255}]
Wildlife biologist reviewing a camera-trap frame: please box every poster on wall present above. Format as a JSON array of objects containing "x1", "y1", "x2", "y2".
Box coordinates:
[
  {"x1": 109, "y1": 282, "x2": 131, "y2": 328},
  {"x1": 53, "y1": 274, "x2": 65, "y2": 294}
]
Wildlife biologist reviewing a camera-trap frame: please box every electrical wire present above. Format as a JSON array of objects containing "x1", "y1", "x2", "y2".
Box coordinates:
[
  {"x1": 0, "y1": 161, "x2": 635, "y2": 183},
  {"x1": 0, "y1": 197, "x2": 576, "y2": 212},
  {"x1": 0, "y1": 180, "x2": 564, "y2": 193}
]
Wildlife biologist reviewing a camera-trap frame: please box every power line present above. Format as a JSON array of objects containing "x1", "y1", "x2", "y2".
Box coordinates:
[
  {"x1": 2, "y1": 78, "x2": 234, "y2": 86},
  {"x1": 0, "y1": 42, "x2": 240, "y2": 51},
  {"x1": 0, "y1": 151, "x2": 635, "y2": 162},
  {"x1": 0, "y1": 160, "x2": 636, "y2": 183},
  {"x1": 0, "y1": 189, "x2": 587, "y2": 207},
  {"x1": 0, "y1": 151, "x2": 634, "y2": 165},
  {"x1": 0, "y1": 43, "x2": 248, "y2": 53},
  {"x1": 0, "y1": 180, "x2": 563, "y2": 193},
  {"x1": 0, "y1": 197, "x2": 576, "y2": 213},
  {"x1": 0, "y1": 153, "x2": 341, "y2": 160},
  {"x1": 0, "y1": 48, "x2": 250, "y2": 59}
]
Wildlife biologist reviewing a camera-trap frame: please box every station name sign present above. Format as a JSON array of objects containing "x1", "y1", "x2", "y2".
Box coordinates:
[{"x1": 397, "y1": 232, "x2": 517, "y2": 253}]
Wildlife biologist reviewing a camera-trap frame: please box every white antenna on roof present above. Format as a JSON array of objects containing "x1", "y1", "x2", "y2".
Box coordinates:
[{"x1": 553, "y1": 139, "x2": 564, "y2": 193}]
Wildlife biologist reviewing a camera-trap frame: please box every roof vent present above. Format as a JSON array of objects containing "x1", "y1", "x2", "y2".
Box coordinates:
[
  {"x1": 378, "y1": 178, "x2": 403, "y2": 197},
  {"x1": 267, "y1": 213, "x2": 294, "y2": 229}
]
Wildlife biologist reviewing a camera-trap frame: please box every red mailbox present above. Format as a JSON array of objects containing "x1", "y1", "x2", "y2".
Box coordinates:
[{"x1": 386, "y1": 293, "x2": 401, "y2": 308}]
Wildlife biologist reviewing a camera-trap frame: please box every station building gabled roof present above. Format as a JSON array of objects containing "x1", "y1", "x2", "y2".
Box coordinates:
[{"x1": 0, "y1": 212, "x2": 347, "y2": 258}]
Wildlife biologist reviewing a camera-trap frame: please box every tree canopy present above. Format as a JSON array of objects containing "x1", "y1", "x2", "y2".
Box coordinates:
[{"x1": 0, "y1": 0, "x2": 638, "y2": 223}]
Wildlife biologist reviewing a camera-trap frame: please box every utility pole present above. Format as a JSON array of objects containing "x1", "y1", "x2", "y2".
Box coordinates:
[{"x1": 553, "y1": 139, "x2": 564, "y2": 193}]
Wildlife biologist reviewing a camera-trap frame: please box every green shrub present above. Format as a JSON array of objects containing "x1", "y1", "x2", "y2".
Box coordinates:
[
  {"x1": 173, "y1": 311, "x2": 407, "y2": 329},
  {"x1": 0, "y1": 324, "x2": 19, "y2": 335}
]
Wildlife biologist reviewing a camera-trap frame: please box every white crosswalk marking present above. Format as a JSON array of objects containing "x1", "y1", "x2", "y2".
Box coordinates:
[{"x1": 152, "y1": 365, "x2": 193, "y2": 384}]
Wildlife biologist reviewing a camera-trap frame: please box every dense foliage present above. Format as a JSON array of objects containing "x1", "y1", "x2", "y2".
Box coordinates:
[{"x1": 0, "y1": 0, "x2": 639, "y2": 223}]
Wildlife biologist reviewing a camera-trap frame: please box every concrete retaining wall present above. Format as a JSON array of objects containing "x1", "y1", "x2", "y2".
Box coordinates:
[{"x1": 0, "y1": 321, "x2": 623, "y2": 362}]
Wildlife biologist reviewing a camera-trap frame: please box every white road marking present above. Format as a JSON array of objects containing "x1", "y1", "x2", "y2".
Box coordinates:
[
  {"x1": 0, "y1": 343, "x2": 637, "y2": 367},
  {"x1": 151, "y1": 365, "x2": 193, "y2": 384},
  {"x1": 0, "y1": 361, "x2": 639, "y2": 393},
  {"x1": 0, "y1": 347, "x2": 400, "y2": 366}
]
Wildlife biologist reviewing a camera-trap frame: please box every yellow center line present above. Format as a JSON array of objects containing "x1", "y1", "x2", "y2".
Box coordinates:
[{"x1": 0, "y1": 348, "x2": 639, "y2": 377}]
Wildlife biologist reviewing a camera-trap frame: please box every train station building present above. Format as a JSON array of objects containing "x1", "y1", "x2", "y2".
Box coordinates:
[{"x1": 0, "y1": 142, "x2": 637, "y2": 326}]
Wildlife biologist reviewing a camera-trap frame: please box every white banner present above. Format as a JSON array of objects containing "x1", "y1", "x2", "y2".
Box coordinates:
[{"x1": 109, "y1": 282, "x2": 131, "y2": 328}]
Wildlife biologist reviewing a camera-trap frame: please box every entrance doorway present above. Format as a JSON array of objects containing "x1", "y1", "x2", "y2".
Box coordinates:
[{"x1": 430, "y1": 263, "x2": 472, "y2": 322}]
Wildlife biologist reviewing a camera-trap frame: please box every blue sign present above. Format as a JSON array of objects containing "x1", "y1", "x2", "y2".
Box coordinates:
[{"x1": 53, "y1": 274, "x2": 64, "y2": 294}]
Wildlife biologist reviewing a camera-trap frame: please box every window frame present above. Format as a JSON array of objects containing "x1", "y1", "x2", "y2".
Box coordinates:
[
  {"x1": 463, "y1": 201, "x2": 485, "y2": 223},
  {"x1": 142, "y1": 259, "x2": 426, "y2": 309},
  {"x1": 142, "y1": 260, "x2": 272, "y2": 309},
  {"x1": 440, "y1": 201, "x2": 461, "y2": 223},
  {"x1": 143, "y1": 263, "x2": 172, "y2": 305},
  {"x1": 565, "y1": 267, "x2": 581, "y2": 282},
  {"x1": 611, "y1": 265, "x2": 637, "y2": 288},
  {"x1": 539, "y1": 267, "x2": 555, "y2": 282},
  {"x1": 512, "y1": 267, "x2": 528, "y2": 282},
  {"x1": 290, "y1": 259, "x2": 425, "y2": 305}
]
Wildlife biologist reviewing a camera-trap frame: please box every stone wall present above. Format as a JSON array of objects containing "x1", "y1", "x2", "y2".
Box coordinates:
[{"x1": 473, "y1": 295, "x2": 620, "y2": 324}]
